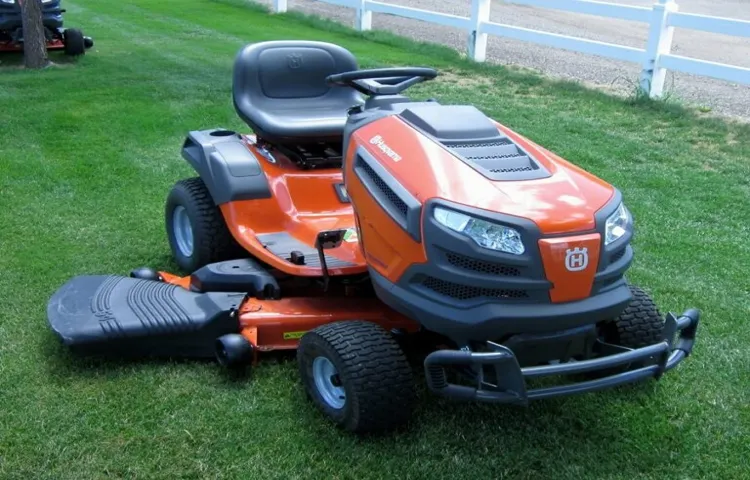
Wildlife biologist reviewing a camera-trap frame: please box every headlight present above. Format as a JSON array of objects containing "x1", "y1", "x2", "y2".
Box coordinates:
[
  {"x1": 605, "y1": 202, "x2": 631, "y2": 245},
  {"x1": 434, "y1": 207, "x2": 525, "y2": 255}
]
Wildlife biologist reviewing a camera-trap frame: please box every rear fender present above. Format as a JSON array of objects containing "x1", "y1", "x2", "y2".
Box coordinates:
[{"x1": 181, "y1": 128, "x2": 271, "y2": 205}]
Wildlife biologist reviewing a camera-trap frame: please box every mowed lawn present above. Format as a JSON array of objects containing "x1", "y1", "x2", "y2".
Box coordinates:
[{"x1": 1, "y1": 0, "x2": 749, "y2": 478}]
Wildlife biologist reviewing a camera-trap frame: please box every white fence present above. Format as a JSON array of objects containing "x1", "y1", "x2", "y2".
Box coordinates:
[{"x1": 271, "y1": 0, "x2": 750, "y2": 98}]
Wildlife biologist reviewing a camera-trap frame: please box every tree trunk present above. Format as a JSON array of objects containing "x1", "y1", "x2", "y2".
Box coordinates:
[{"x1": 19, "y1": 0, "x2": 49, "y2": 69}]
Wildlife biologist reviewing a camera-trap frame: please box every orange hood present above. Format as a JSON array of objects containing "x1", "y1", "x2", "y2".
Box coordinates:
[{"x1": 352, "y1": 115, "x2": 615, "y2": 235}]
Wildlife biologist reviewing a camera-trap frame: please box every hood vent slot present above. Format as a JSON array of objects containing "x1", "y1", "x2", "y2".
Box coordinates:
[
  {"x1": 396, "y1": 103, "x2": 551, "y2": 181},
  {"x1": 445, "y1": 140, "x2": 545, "y2": 179},
  {"x1": 447, "y1": 140, "x2": 513, "y2": 149}
]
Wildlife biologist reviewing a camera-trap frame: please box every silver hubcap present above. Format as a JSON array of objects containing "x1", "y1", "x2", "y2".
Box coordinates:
[
  {"x1": 312, "y1": 356, "x2": 346, "y2": 409},
  {"x1": 172, "y1": 205, "x2": 194, "y2": 257}
]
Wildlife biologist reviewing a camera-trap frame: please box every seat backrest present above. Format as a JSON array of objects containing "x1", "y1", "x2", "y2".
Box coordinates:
[{"x1": 232, "y1": 41, "x2": 362, "y2": 143}]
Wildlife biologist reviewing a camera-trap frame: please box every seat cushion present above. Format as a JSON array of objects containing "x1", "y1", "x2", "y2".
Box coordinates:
[
  {"x1": 257, "y1": 47, "x2": 336, "y2": 99},
  {"x1": 233, "y1": 41, "x2": 364, "y2": 144},
  {"x1": 248, "y1": 101, "x2": 353, "y2": 140}
]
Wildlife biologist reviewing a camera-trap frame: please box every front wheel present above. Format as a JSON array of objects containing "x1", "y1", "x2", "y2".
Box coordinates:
[
  {"x1": 297, "y1": 321, "x2": 416, "y2": 434},
  {"x1": 604, "y1": 285, "x2": 665, "y2": 348}
]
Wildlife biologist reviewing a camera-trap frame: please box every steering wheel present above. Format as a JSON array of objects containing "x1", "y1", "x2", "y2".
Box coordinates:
[{"x1": 326, "y1": 67, "x2": 438, "y2": 96}]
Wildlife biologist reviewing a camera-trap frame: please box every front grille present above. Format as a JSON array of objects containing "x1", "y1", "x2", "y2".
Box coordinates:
[
  {"x1": 445, "y1": 252, "x2": 521, "y2": 277},
  {"x1": 597, "y1": 276, "x2": 620, "y2": 289},
  {"x1": 358, "y1": 159, "x2": 408, "y2": 217},
  {"x1": 421, "y1": 276, "x2": 528, "y2": 301},
  {"x1": 609, "y1": 248, "x2": 626, "y2": 264}
]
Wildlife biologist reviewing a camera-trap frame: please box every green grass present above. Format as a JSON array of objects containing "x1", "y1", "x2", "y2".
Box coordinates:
[{"x1": 2, "y1": 1, "x2": 750, "y2": 478}]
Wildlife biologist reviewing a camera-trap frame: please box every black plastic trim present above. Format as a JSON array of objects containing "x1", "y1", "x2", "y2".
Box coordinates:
[
  {"x1": 190, "y1": 259, "x2": 281, "y2": 299},
  {"x1": 257, "y1": 232, "x2": 357, "y2": 269},
  {"x1": 397, "y1": 104, "x2": 551, "y2": 181},
  {"x1": 381, "y1": 193, "x2": 632, "y2": 312},
  {"x1": 46, "y1": 275, "x2": 243, "y2": 358},
  {"x1": 181, "y1": 129, "x2": 271, "y2": 205},
  {"x1": 353, "y1": 146, "x2": 422, "y2": 242},
  {"x1": 333, "y1": 182, "x2": 350, "y2": 203},
  {"x1": 370, "y1": 266, "x2": 632, "y2": 342},
  {"x1": 593, "y1": 190, "x2": 635, "y2": 273},
  {"x1": 423, "y1": 309, "x2": 700, "y2": 403},
  {"x1": 404, "y1": 198, "x2": 551, "y2": 306}
]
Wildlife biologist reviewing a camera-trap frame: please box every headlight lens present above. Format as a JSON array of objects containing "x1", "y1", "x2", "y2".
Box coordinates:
[
  {"x1": 434, "y1": 207, "x2": 525, "y2": 255},
  {"x1": 605, "y1": 202, "x2": 631, "y2": 245}
]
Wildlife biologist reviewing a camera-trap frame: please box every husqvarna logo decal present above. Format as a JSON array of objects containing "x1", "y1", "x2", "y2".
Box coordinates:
[
  {"x1": 369, "y1": 135, "x2": 402, "y2": 162},
  {"x1": 565, "y1": 247, "x2": 589, "y2": 272},
  {"x1": 287, "y1": 54, "x2": 303, "y2": 69}
]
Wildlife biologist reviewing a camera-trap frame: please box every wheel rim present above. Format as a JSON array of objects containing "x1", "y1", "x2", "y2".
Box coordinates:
[
  {"x1": 172, "y1": 205, "x2": 194, "y2": 257},
  {"x1": 312, "y1": 356, "x2": 346, "y2": 409}
]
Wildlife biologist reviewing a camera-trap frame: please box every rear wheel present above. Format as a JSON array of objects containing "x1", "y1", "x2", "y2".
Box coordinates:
[
  {"x1": 63, "y1": 28, "x2": 85, "y2": 56},
  {"x1": 165, "y1": 177, "x2": 243, "y2": 272},
  {"x1": 297, "y1": 321, "x2": 416, "y2": 434}
]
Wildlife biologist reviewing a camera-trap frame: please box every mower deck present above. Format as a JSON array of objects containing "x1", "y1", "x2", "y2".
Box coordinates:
[
  {"x1": 47, "y1": 274, "x2": 242, "y2": 357},
  {"x1": 47, "y1": 260, "x2": 419, "y2": 358},
  {"x1": 0, "y1": 38, "x2": 64, "y2": 52}
]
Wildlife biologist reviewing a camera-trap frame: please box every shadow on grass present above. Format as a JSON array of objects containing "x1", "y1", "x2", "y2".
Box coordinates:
[
  {"x1": 0, "y1": 51, "x2": 86, "y2": 70},
  {"x1": 40, "y1": 323, "x2": 675, "y2": 477},
  {"x1": 40, "y1": 329, "x2": 299, "y2": 385}
]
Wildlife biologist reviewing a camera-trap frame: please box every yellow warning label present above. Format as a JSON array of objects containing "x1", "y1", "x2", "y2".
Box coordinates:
[
  {"x1": 283, "y1": 331, "x2": 307, "y2": 340},
  {"x1": 343, "y1": 227, "x2": 358, "y2": 243}
]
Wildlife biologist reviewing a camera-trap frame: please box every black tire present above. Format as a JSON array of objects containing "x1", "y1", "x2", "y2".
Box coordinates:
[
  {"x1": 297, "y1": 321, "x2": 416, "y2": 434},
  {"x1": 605, "y1": 285, "x2": 665, "y2": 348},
  {"x1": 63, "y1": 29, "x2": 86, "y2": 56},
  {"x1": 165, "y1": 177, "x2": 243, "y2": 272}
]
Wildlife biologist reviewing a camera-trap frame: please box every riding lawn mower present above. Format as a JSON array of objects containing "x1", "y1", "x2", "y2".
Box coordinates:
[
  {"x1": 0, "y1": 0, "x2": 92, "y2": 55},
  {"x1": 46, "y1": 40, "x2": 700, "y2": 433}
]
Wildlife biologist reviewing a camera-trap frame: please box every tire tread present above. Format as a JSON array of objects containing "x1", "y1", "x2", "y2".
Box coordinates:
[
  {"x1": 613, "y1": 285, "x2": 665, "y2": 348},
  {"x1": 167, "y1": 177, "x2": 242, "y2": 270},
  {"x1": 299, "y1": 321, "x2": 415, "y2": 433}
]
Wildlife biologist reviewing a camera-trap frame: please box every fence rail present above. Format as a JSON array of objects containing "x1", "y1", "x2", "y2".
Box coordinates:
[{"x1": 271, "y1": 0, "x2": 750, "y2": 98}]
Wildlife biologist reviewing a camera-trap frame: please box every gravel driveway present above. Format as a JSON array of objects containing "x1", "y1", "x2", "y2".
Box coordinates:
[{"x1": 257, "y1": 0, "x2": 750, "y2": 121}]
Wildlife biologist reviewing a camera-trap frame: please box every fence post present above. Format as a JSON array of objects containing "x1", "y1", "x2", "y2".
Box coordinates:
[
  {"x1": 273, "y1": 0, "x2": 288, "y2": 13},
  {"x1": 357, "y1": 0, "x2": 372, "y2": 31},
  {"x1": 640, "y1": 0, "x2": 678, "y2": 98},
  {"x1": 468, "y1": 0, "x2": 491, "y2": 62}
]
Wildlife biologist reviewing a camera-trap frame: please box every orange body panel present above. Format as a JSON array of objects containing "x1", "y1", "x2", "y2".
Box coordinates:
[
  {"x1": 238, "y1": 297, "x2": 418, "y2": 351},
  {"x1": 159, "y1": 271, "x2": 418, "y2": 351},
  {"x1": 538, "y1": 234, "x2": 601, "y2": 303},
  {"x1": 343, "y1": 139, "x2": 428, "y2": 282},
  {"x1": 218, "y1": 136, "x2": 366, "y2": 276},
  {"x1": 350, "y1": 116, "x2": 615, "y2": 235},
  {"x1": 160, "y1": 271, "x2": 191, "y2": 289}
]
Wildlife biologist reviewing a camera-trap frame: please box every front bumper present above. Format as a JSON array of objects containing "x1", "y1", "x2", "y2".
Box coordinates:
[
  {"x1": 371, "y1": 267, "x2": 633, "y2": 341},
  {"x1": 424, "y1": 309, "x2": 699, "y2": 403}
]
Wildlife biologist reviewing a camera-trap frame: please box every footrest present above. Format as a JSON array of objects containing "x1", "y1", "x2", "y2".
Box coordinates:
[{"x1": 47, "y1": 275, "x2": 244, "y2": 358}]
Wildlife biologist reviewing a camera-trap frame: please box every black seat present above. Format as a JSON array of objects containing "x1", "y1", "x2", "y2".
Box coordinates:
[{"x1": 232, "y1": 41, "x2": 364, "y2": 145}]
